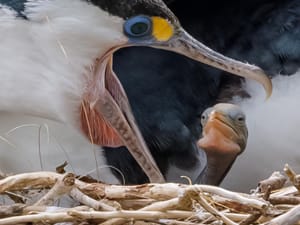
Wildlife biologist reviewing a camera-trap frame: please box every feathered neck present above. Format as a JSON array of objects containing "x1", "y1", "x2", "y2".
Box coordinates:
[{"x1": 0, "y1": 0, "x2": 125, "y2": 126}]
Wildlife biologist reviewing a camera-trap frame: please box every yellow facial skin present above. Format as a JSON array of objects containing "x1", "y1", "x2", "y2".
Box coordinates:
[{"x1": 151, "y1": 16, "x2": 174, "y2": 41}]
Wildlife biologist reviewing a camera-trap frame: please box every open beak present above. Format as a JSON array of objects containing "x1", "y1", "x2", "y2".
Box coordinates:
[
  {"x1": 82, "y1": 47, "x2": 165, "y2": 183},
  {"x1": 84, "y1": 22, "x2": 269, "y2": 184},
  {"x1": 154, "y1": 28, "x2": 272, "y2": 99}
]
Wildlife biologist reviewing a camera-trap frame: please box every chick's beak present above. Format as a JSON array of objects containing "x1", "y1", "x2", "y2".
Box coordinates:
[
  {"x1": 156, "y1": 29, "x2": 272, "y2": 99},
  {"x1": 198, "y1": 111, "x2": 242, "y2": 155}
]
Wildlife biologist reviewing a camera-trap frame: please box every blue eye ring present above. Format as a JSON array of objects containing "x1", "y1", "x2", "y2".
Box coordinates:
[{"x1": 124, "y1": 15, "x2": 152, "y2": 38}]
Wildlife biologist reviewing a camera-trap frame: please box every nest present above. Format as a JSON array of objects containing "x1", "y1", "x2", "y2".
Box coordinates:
[{"x1": 0, "y1": 164, "x2": 300, "y2": 225}]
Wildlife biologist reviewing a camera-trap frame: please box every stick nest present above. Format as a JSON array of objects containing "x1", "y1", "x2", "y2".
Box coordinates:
[{"x1": 0, "y1": 164, "x2": 300, "y2": 225}]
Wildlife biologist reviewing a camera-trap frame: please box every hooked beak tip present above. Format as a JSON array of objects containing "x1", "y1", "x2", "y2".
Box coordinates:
[{"x1": 251, "y1": 68, "x2": 273, "y2": 100}]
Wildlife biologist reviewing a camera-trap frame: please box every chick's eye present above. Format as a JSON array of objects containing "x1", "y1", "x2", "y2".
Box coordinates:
[
  {"x1": 236, "y1": 115, "x2": 245, "y2": 122},
  {"x1": 200, "y1": 113, "x2": 208, "y2": 126},
  {"x1": 124, "y1": 15, "x2": 152, "y2": 38}
]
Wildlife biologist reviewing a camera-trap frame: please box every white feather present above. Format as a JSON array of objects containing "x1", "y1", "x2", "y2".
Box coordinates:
[
  {"x1": 0, "y1": 0, "x2": 126, "y2": 125},
  {"x1": 222, "y1": 72, "x2": 300, "y2": 191},
  {"x1": 0, "y1": 0, "x2": 126, "y2": 183},
  {"x1": 0, "y1": 112, "x2": 119, "y2": 183}
]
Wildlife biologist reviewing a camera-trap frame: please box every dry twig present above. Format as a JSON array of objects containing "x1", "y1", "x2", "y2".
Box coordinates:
[
  {"x1": 0, "y1": 165, "x2": 299, "y2": 225},
  {"x1": 258, "y1": 172, "x2": 286, "y2": 194},
  {"x1": 284, "y1": 164, "x2": 300, "y2": 192},
  {"x1": 34, "y1": 173, "x2": 75, "y2": 206}
]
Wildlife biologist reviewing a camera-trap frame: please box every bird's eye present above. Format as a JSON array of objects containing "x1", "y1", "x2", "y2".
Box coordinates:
[
  {"x1": 200, "y1": 112, "x2": 208, "y2": 126},
  {"x1": 236, "y1": 115, "x2": 245, "y2": 122},
  {"x1": 124, "y1": 15, "x2": 152, "y2": 38}
]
